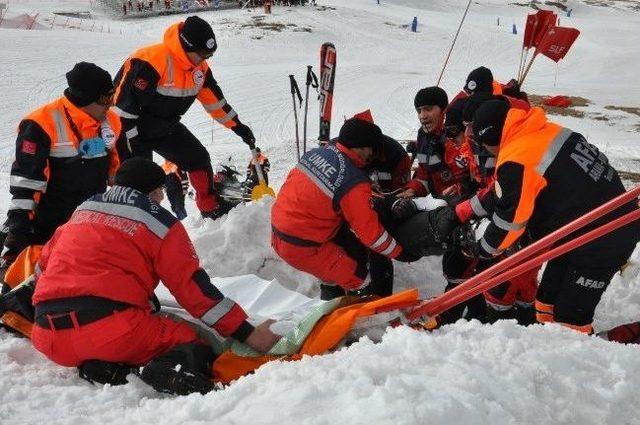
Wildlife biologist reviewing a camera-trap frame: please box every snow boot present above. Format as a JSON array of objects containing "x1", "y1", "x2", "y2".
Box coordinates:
[
  {"x1": 514, "y1": 303, "x2": 536, "y2": 326},
  {"x1": 486, "y1": 305, "x2": 517, "y2": 324},
  {"x1": 79, "y1": 360, "x2": 136, "y2": 386},
  {"x1": 140, "y1": 343, "x2": 217, "y2": 396}
]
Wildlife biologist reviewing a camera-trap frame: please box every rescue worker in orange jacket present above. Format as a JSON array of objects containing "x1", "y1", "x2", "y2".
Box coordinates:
[
  {"x1": 31, "y1": 158, "x2": 280, "y2": 395},
  {"x1": 272, "y1": 118, "x2": 404, "y2": 300},
  {"x1": 113, "y1": 16, "x2": 256, "y2": 219},
  {"x1": 450, "y1": 94, "x2": 538, "y2": 324},
  {"x1": 458, "y1": 100, "x2": 639, "y2": 333},
  {"x1": 2, "y1": 62, "x2": 121, "y2": 283},
  {"x1": 398, "y1": 87, "x2": 476, "y2": 204}
]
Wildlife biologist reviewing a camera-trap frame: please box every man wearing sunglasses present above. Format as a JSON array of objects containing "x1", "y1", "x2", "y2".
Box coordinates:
[
  {"x1": 1, "y1": 62, "x2": 121, "y2": 291},
  {"x1": 113, "y1": 15, "x2": 257, "y2": 220}
]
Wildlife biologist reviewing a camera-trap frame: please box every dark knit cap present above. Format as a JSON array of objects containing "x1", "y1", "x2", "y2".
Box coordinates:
[
  {"x1": 465, "y1": 66, "x2": 494, "y2": 95},
  {"x1": 114, "y1": 158, "x2": 166, "y2": 193},
  {"x1": 64, "y1": 62, "x2": 113, "y2": 107},
  {"x1": 472, "y1": 100, "x2": 510, "y2": 146},
  {"x1": 462, "y1": 92, "x2": 494, "y2": 123},
  {"x1": 338, "y1": 118, "x2": 383, "y2": 150},
  {"x1": 444, "y1": 97, "x2": 466, "y2": 137},
  {"x1": 414, "y1": 86, "x2": 448, "y2": 110},
  {"x1": 180, "y1": 16, "x2": 217, "y2": 53}
]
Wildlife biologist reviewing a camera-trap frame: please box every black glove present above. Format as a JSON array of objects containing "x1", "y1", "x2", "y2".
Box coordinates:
[
  {"x1": 391, "y1": 198, "x2": 418, "y2": 221},
  {"x1": 406, "y1": 141, "x2": 417, "y2": 155},
  {"x1": 4, "y1": 211, "x2": 34, "y2": 256},
  {"x1": 431, "y1": 206, "x2": 461, "y2": 242},
  {"x1": 233, "y1": 123, "x2": 256, "y2": 149}
]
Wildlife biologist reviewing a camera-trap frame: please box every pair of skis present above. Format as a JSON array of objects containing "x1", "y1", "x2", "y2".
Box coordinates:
[{"x1": 288, "y1": 42, "x2": 336, "y2": 160}]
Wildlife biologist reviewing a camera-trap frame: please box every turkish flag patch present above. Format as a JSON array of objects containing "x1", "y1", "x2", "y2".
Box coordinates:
[
  {"x1": 22, "y1": 140, "x2": 37, "y2": 155},
  {"x1": 134, "y1": 77, "x2": 149, "y2": 90}
]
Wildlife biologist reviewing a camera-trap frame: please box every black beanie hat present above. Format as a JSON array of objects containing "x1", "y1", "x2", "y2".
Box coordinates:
[
  {"x1": 462, "y1": 92, "x2": 494, "y2": 123},
  {"x1": 114, "y1": 158, "x2": 166, "y2": 193},
  {"x1": 64, "y1": 62, "x2": 113, "y2": 107},
  {"x1": 414, "y1": 86, "x2": 448, "y2": 110},
  {"x1": 465, "y1": 66, "x2": 494, "y2": 95},
  {"x1": 444, "y1": 97, "x2": 466, "y2": 137},
  {"x1": 338, "y1": 118, "x2": 383, "y2": 150},
  {"x1": 472, "y1": 100, "x2": 510, "y2": 147},
  {"x1": 180, "y1": 16, "x2": 217, "y2": 53}
]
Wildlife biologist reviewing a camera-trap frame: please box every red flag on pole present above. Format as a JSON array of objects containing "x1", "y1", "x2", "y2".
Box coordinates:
[
  {"x1": 532, "y1": 10, "x2": 557, "y2": 47},
  {"x1": 537, "y1": 26, "x2": 580, "y2": 62},
  {"x1": 522, "y1": 13, "x2": 537, "y2": 48}
]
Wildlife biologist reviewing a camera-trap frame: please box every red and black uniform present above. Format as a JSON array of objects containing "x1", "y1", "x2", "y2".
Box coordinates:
[
  {"x1": 4, "y1": 96, "x2": 121, "y2": 257},
  {"x1": 405, "y1": 127, "x2": 476, "y2": 202},
  {"x1": 271, "y1": 143, "x2": 402, "y2": 297},
  {"x1": 479, "y1": 107, "x2": 639, "y2": 332},
  {"x1": 31, "y1": 185, "x2": 252, "y2": 367},
  {"x1": 113, "y1": 22, "x2": 245, "y2": 215},
  {"x1": 368, "y1": 135, "x2": 412, "y2": 192}
]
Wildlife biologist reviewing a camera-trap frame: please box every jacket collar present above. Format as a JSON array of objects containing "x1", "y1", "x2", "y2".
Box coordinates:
[
  {"x1": 500, "y1": 106, "x2": 548, "y2": 148},
  {"x1": 59, "y1": 96, "x2": 101, "y2": 128},
  {"x1": 163, "y1": 22, "x2": 198, "y2": 71},
  {"x1": 336, "y1": 142, "x2": 366, "y2": 168}
]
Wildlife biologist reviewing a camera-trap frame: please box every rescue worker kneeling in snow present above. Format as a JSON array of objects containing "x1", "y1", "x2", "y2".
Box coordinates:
[
  {"x1": 442, "y1": 100, "x2": 639, "y2": 334},
  {"x1": 272, "y1": 118, "x2": 407, "y2": 300},
  {"x1": 113, "y1": 16, "x2": 257, "y2": 220},
  {"x1": 1, "y1": 62, "x2": 121, "y2": 292},
  {"x1": 31, "y1": 158, "x2": 280, "y2": 395}
]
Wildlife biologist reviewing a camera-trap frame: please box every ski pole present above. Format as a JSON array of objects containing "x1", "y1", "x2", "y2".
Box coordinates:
[
  {"x1": 408, "y1": 185, "x2": 640, "y2": 320},
  {"x1": 303, "y1": 65, "x2": 319, "y2": 154},
  {"x1": 289, "y1": 74, "x2": 303, "y2": 161},
  {"x1": 426, "y1": 206, "x2": 640, "y2": 318},
  {"x1": 436, "y1": 0, "x2": 472, "y2": 86}
]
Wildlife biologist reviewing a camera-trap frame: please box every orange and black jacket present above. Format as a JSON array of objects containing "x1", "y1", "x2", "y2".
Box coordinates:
[
  {"x1": 478, "y1": 107, "x2": 638, "y2": 258},
  {"x1": 113, "y1": 22, "x2": 243, "y2": 144},
  {"x1": 8, "y1": 95, "x2": 121, "y2": 241}
]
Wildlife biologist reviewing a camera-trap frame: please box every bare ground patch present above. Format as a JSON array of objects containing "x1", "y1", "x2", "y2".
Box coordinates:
[
  {"x1": 528, "y1": 94, "x2": 590, "y2": 118},
  {"x1": 605, "y1": 105, "x2": 640, "y2": 118},
  {"x1": 240, "y1": 16, "x2": 312, "y2": 33}
]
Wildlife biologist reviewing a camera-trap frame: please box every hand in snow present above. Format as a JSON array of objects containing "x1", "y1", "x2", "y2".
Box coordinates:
[{"x1": 245, "y1": 319, "x2": 281, "y2": 354}]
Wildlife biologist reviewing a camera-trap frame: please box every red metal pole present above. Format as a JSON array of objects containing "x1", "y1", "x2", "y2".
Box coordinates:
[
  {"x1": 407, "y1": 186, "x2": 640, "y2": 321},
  {"x1": 427, "y1": 208, "x2": 640, "y2": 317}
]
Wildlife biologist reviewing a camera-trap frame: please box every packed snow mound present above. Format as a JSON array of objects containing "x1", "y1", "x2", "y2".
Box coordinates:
[
  {"x1": 183, "y1": 197, "x2": 447, "y2": 298},
  {"x1": 2, "y1": 320, "x2": 640, "y2": 425}
]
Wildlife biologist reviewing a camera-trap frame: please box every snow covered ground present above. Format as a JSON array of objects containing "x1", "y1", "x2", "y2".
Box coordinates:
[{"x1": 0, "y1": 0, "x2": 639, "y2": 423}]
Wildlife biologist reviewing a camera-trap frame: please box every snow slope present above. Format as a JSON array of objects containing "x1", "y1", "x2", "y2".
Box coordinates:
[{"x1": 0, "y1": 1, "x2": 639, "y2": 423}]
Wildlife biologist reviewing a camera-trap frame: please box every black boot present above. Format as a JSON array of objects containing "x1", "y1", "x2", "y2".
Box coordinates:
[
  {"x1": 78, "y1": 360, "x2": 136, "y2": 385},
  {"x1": 514, "y1": 303, "x2": 536, "y2": 326},
  {"x1": 486, "y1": 305, "x2": 517, "y2": 324},
  {"x1": 320, "y1": 283, "x2": 345, "y2": 300},
  {"x1": 140, "y1": 343, "x2": 217, "y2": 396}
]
